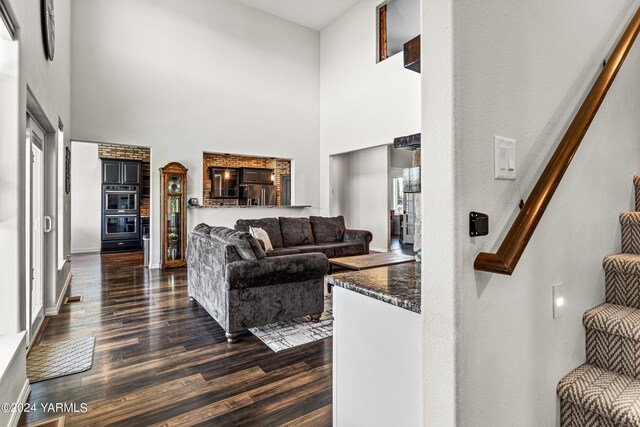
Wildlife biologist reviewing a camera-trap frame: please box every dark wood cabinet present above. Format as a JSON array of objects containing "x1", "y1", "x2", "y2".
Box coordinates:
[
  {"x1": 102, "y1": 159, "x2": 141, "y2": 185},
  {"x1": 259, "y1": 170, "x2": 273, "y2": 183},
  {"x1": 103, "y1": 160, "x2": 122, "y2": 184},
  {"x1": 122, "y1": 162, "x2": 140, "y2": 184},
  {"x1": 240, "y1": 168, "x2": 274, "y2": 184},
  {"x1": 141, "y1": 162, "x2": 151, "y2": 197},
  {"x1": 242, "y1": 169, "x2": 260, "y2": 183},
  {"x1": 209, "y1": 168, "x2": 239, "y2": 198}
]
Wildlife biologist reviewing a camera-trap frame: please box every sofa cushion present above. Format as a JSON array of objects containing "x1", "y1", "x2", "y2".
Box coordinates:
[
  {"x1": 226, "y1": 253, "x2": 329, "y2": 290},
  {"x1": 331, "y1": 242, "x2": 365, "y2": 257},
  {"x1": 235, "y1": 218, "x2": 284, "y2": 249},
  {"x1": 295, "y1": 244, "x2": 335, "y2": 258},
  {"x1": 209, "y1": 226, "x2": 266, "y2": 260},
  {"x1": 309, "y1": 215, "x2": 346, "y2": 244},
  {"x1": 279, "y1": 217, "x2": 315, "y2": 247},
  {"x1": 265, "y1": 247, "x2": 301, "y2": 257}
]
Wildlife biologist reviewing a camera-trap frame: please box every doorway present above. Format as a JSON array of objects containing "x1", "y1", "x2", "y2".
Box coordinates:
[{"x1": 27, "y1": 114, "x2": 47, "y2": 343}]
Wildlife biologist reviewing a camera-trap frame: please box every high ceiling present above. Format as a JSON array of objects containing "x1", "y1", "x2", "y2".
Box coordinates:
[{"x1": 230, "y1": 0, "x2": 361, "y2": 31}]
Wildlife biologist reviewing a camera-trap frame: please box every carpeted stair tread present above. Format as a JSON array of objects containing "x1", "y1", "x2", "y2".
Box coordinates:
[
  {"x1": 621, "y1": 212, "x2": 640, "y2": 224},
  {"x1": 604, "y1": 253, "x2": 640, "y2": 276},
  {"x1": 584, "y1": 303, "x2": 640, "y2": 341},
  {"x1": 557, "y1": 364, "x2": 640, "y2": 425},
  {"x1": 621, "y1": 213, "x2": 640, "y2": 255}
]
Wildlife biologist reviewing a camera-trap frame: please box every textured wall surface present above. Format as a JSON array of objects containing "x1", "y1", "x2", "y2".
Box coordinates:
[{"x1": 421, "y1": 0, "x2": 640, "y2": 425}]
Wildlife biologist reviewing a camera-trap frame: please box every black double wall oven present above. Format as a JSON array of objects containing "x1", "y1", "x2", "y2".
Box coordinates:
[{"x1": 101, "y1": 160, "x2": 142, "y2": 252}]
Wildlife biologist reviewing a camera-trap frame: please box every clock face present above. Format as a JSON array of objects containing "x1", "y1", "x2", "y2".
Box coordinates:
[{"x1": 42, "y1": 0, "x2": 55, "y2": 61}]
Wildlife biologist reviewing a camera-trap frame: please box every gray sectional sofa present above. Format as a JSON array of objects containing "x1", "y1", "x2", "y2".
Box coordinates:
[
  {"x1": 235, "y1": 215, "x2": 373, "y2": 258},
  {"x1": 186, "y1": 216, "x2": 372, "y2": 343},
  {"x1": 186, "y1": 223, "x2": 330, "y2": 342}
]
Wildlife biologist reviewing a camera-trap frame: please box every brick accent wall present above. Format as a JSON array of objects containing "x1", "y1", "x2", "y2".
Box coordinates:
[
  {"x1": 98, "y1": 144, "x2": 151, "y2": 162},
  {"x1": 202, "y1": 153, "x2": 291, "y2": 206},
  {"x1": 99, "y1": 143, "x2": 151, "y2": 217}
]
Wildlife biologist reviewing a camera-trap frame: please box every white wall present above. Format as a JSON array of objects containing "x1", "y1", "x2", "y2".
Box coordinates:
[
  {"x1": 330, "y1": 145, "x2": 390, "y2": 251},
  {"x1": 0, "y1": 0, "x2": 71, "y2": 334},
  {"x1": 320, "y1": 0, "x2": 421, "y2": 221},
  {"x1": 70, "y1": 142, "x2": 101, "y2": 253},
  {"x1": 71, "y1": 0, "x2": 320, "y2": 268},
  {"x1": 422, "y1": 0, "x2": 640, "y2": 425}
]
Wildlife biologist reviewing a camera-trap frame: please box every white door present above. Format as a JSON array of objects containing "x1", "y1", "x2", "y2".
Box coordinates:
[{"x1": 27, "y1": 116, "x2": 46, "y2": 343}]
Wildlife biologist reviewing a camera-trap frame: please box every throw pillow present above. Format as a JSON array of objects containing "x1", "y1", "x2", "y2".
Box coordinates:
[
  {"x1": 279, "y1": 217, "x2": 315, "y2": 247},
  {"x1": 309, "y1": 215, "x2": 346, "y2": 244},
  {"x1": 235, "y1": 218, "x2": 284, "y2": 248},
  {"x1": 250, "y1": 226, "x2": 273, "y2": 252}
]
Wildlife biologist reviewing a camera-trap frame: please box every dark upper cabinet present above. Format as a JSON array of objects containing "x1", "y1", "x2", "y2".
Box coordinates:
[
  {"x1": 122, "y1": 162, "x2": 141, "y2": 184},
  {"x1": 210, "y1": 168, "x2": 239, "y2": 198},
  {"x1": 240, "y1": 168, "x2": 274, "y2": 184},
  {"x1": 242, "y1": 169, "x2": 260, "y2": 183},
  {"x1": 103, "y1": 160, "x2": 122, "y2": 184},
  {"x1": 259, "y1": 170, "x2": 273, "y2": 183},
  {"x1": 102, "y1": 159, "x2": 141, "y2": 185}
]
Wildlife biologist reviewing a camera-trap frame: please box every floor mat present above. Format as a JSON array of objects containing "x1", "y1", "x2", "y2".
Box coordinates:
[
  {"x1": 249, "y1": 293, "x2": 332, "y2": 353},
  {"x1": 27, "y1": 337, "x2": 95, "y2": 383}
]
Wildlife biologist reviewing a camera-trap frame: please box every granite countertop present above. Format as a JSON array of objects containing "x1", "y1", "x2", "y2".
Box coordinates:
[
  {"x1": 188, "y1": 205, "x2": 311, "y2": 209},
  {"x1": 326, "y1": 263, "x2": 421, "y2": 313}
]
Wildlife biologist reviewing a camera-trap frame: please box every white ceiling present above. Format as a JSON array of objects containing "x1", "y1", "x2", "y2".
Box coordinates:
[{"x1": 230, "y1": 0, "x2": 361, "y2": 31}]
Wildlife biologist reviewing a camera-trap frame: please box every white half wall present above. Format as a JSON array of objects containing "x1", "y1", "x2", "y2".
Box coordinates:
[
  {"x1": 70, "y1": 142, "x2": 101, "y2": 253},
  {"x1": 330, "y1": 145, "x2": 389, "y2": 252},
  {"x1": 319, "y1": 0, "x2": 421, "y2": 216},
  {"x1": 71, "y1": 0, "x2": 321, "y2": 267}
]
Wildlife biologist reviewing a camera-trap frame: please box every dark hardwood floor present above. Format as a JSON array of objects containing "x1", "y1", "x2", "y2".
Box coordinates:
[{"x1": 20, "y1": 252, "x2": 332, "y2": 427}]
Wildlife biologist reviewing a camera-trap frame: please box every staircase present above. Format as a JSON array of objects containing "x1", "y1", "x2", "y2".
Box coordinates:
[{"x1": 557, "y1": 175, "x2": 640, "y2": 425}]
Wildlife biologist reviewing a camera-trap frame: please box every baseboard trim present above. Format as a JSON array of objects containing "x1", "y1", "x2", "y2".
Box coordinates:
[
  {"x1": 71, "y1": 248, "x2": 100, "y2": 254},
  {"x1": 370, "y1": 246, "x2": 390, "y2": 253},
  {"x1": 9, "y1": 380, "x2": 31, "y2": 427},
  {"x1": 45, "y1": 271, "x2": 72, "y2": 316},
  {"x1": 149, "y1": 262, "x2": 161, "y2": 270}
]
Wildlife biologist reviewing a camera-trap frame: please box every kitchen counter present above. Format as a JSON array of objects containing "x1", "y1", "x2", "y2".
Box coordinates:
[
  {"x1": 329, "y1": 262, "x2": 422, "y2": 426},
  {"x1": 188, "y1": 205, "x2": 311, "y2": 209},
  {"x1": 326, "y1": 262, "x2": 421, "y2": 313}
]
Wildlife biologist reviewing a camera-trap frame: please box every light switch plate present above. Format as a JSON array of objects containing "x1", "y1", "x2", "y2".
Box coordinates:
[
  {"x1": 494, "y1": 136, "x2": 516, "y2": 180},
  {"x1": 553, "y1": 282, "x2": 566, "y2": 319}
]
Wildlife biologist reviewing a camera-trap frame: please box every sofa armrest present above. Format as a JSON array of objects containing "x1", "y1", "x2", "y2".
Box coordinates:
[
  {"x1": 225, "y1": 253, "x2": 329, "y2": 290},
  {"x1": 343, "y1": 229, "x2": 373, "y2": 253}
]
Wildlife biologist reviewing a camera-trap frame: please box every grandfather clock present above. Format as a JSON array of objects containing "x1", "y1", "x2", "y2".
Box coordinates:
[{"x1": 160, "y1": 162, "x2": 188, "y2": 269}]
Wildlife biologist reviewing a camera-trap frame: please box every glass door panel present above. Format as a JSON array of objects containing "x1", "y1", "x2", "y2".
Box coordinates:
[
  {"x1": 167, "y1": 195, "x2": 182, "y2": 260},
  {"x1": 106, "y1": 193, "x2": 138, "y2": 211}
]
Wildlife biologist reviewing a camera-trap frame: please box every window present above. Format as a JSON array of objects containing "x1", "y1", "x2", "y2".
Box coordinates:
[
  {"x1": 377, "y1": 0, "x2": 420, "y2": 63},
  {"x1": 57, "y1": 121, "x2": 65, "y2": 270}
]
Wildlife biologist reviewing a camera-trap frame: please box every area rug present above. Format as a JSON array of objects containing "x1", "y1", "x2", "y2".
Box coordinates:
[
  {"x1": 249, "y1": 293, "x2": 333, "y2": 353},
  {"x1": 27, "y1": 337, "x2": 95, "y2": 383}
]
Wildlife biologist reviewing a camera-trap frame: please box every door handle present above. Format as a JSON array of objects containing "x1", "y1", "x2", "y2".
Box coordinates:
[{"x1": 43, "y1": 216, "x2": 52, "y2": 233}]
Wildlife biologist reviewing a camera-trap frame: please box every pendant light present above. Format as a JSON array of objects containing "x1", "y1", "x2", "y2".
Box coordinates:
[
  {"x1": 224, "y1": 154, "x2": 230, "y2": 180},
  {"x1": 270, "y1": 157, "x2": 276, "y2": 182}
]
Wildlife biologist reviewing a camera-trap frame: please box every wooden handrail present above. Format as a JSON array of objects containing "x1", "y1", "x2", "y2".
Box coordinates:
[{"x1": 474, "y1": 7, "x2": 640, "y2": 275}]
